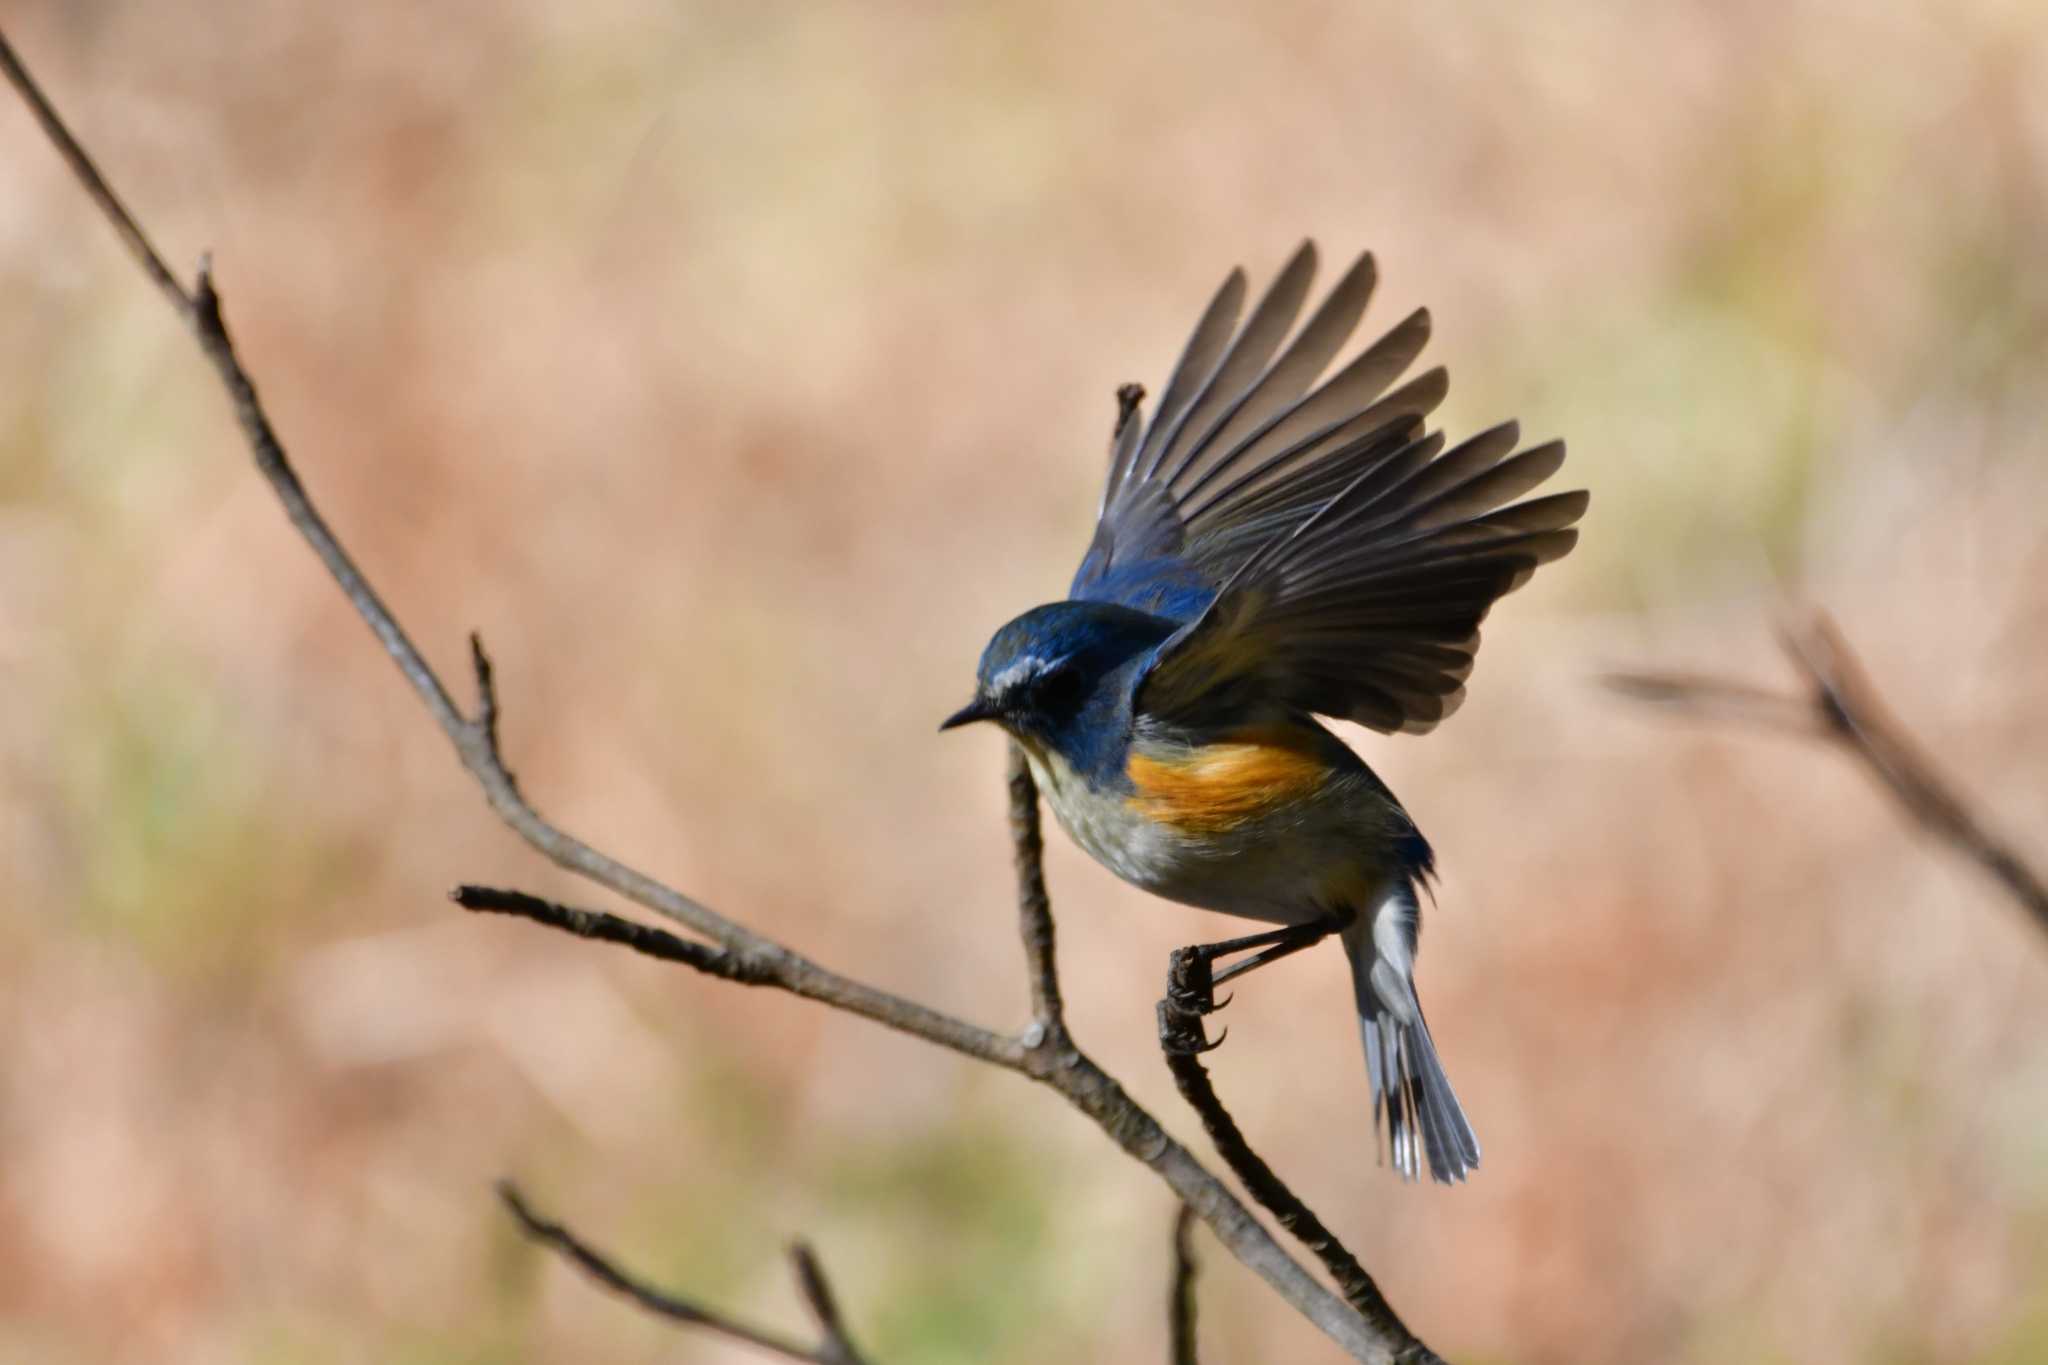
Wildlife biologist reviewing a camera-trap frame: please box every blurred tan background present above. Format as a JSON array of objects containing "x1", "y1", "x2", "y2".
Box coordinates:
[{"x1": 4, "y1": 2, "x2": 2047, "y2": 1362}]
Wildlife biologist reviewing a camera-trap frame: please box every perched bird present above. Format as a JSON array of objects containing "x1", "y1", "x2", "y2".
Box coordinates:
[{"x1": 943, "y1": 243, "x2": 1584, "y2": 1183}]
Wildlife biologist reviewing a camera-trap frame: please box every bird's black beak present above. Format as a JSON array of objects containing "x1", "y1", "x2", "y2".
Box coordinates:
[{"x1": 939, "y1": 696, "x2": 999, "y2": 732}]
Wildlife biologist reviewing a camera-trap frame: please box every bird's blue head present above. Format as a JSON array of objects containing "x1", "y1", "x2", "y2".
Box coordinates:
[{"x1": 942, "y1": 601, "x2": 1177, "y2": 780}]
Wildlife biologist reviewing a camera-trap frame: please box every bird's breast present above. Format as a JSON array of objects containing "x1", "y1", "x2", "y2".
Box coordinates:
[
  {"x1": 1019, "y1": 726, "x2": 1393, "y2": 923},
  {"x1": 1015, "y1": 740, "x2": 1171, "y2": 886}
]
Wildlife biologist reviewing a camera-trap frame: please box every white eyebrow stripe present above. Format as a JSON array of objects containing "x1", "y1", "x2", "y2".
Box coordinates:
[{"x1": 990, "y1": 654, "x2": 1068, "y2": 696}]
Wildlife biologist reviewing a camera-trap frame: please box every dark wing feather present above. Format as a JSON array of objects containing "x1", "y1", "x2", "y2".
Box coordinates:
[
  {"x1": 1071, "y1": 242, "x2": 1584, "y2": 733},
  {"x1": 1135, "y1": 240, "x2": 1319, "y2": 491},
  {"x1": 1138, "y1": 431, "x2": 1585, "y2": 734},
  {"x1": 1156, "y1": 249, "x2": 1376, "y2": 494},
  {"x1": 1072, "y1": 243, "x2": 1444, "y2": 619},
  {"x1": 1102, "y1": 267, "x2": 1245, "y2": 515}
]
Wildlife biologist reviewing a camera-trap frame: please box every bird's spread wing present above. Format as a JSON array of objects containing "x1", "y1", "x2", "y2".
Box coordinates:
[
  {"x1": 1072, "y1": 241, "x2": 1443, "y2": 621},
  {"x1": 1071, "y1": 241, "x2": 1586, "y2": 735}
]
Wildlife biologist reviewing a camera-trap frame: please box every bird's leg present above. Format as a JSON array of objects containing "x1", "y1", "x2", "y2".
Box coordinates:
[
  {"x1": 1210, "y1": 922, "x2": 1336, "y2": 988},
  {"x1": 1159, "y1": 919, "x2": 1343, "y2": 1056}
]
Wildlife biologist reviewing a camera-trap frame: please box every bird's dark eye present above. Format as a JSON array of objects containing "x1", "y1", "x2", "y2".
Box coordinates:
[{"x1": 1031, "y1": 664, "x2": 1085, "y2": 713}]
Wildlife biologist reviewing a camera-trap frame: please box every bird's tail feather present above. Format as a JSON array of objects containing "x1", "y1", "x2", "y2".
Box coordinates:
[{"x1": 1344, "y1": 892, "x2": 1479, "y2": 1184}]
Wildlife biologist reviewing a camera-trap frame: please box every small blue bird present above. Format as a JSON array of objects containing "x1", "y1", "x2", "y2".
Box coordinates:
[{"x1": 943, "y1": 243, "x2": 1585, "y2": 1183}]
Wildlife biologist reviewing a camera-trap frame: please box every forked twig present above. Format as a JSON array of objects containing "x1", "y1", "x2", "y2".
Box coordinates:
[
  {"x1": 498, "y1": 1182, "x2": 869, "y2": 1364},
  {"x1": 1610, "y1": 610, "x2": 2048, "y2": 941}
]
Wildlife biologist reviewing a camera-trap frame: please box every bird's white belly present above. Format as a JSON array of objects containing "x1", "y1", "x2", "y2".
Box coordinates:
[{"x1": 1021, "y1": 744, "x2": 1380, "y2": 927}]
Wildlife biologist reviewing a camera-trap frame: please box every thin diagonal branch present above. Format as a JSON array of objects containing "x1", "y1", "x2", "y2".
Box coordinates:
[
  {"x1": 454, "y1": 885, "x2": 784, "y2": 983},
  {"x1": 0, "y1": 30, "x2": 189, "y2": 317},
  {"x1": 1610, "y1": 609, "x2": 2048, "y2": 941},
  {"x1": 498, "y1": 1181, "x2": 866, "y2": 1364},
  {"x1": 1161, "y1": 954, "x2": 1445, "y2": 1365},
  {"x1": 1170, "y1": 1204, "x2": 1200, "y2": 1365},
  {"x1": 3, "y1": 31, "x2": 1426, "y2": 1361}
]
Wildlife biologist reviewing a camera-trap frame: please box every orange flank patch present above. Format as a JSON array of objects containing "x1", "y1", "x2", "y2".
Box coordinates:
[{"x1": 1126, "y1": 730, "x2": 1334, "y2": 835}]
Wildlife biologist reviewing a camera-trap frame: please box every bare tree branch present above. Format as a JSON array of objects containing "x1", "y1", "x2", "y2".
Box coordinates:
[
  {"x1": 1602, "y1": 671, "x2": 1823, "y2": 737},
  {"x1": 0, "y1": 28, "x2": 1432, "y2": 1362},
  {"x1": 788, "y1": 1241, "x2": 869, "y2": 1365},
  {"x1": 1161, "y1": 954, "x2": 1446, "y2": 1365},
  {"x1": 498, "y1": 1181, "x2": 868, "y2": 1364},
  {"x1": 455, "y1": 885, "x2": 783, "y2": 981},
  {"x1": 0, "y1": 29, "x2": 188, "y2": 317},
  {"x1": 1008, "y1": 742, "x2": 1067, "y2": 1045},
  {"x1": 1610, "y1": 609, "x2": 2048, "y2": 941},
  {"x1": 1170, "y1": 1204, "x2": 1201, "y2": 1365}
]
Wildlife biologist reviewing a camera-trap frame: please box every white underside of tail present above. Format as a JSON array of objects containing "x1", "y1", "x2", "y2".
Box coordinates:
[{"x1": 1343, "y1": 881, "x2": 1480, "y2": 1184}]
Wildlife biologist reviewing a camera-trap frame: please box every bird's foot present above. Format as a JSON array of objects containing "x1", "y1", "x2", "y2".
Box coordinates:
[
  {"x1": 1157, "y1": 919, "x2": 1344, "y2": 1056},
  {"x1": 1159, "y1": 946, "x2": 1227, "y2": 1055}
]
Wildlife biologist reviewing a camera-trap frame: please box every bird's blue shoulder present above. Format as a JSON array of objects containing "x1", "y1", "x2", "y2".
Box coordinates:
[{"x1": 1069, "y1": 552, "x2": 1219, "y2": 624}]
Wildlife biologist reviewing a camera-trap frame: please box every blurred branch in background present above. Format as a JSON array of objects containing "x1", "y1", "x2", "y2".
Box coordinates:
[
  {"x1": 504, "y1": 1180, "x2": 1213, "y2": 1365},
  {"x1": 1609, "y1": 609, "x2": 2048, "y2": 942},
  {"x1": 498, "y1": 1182, "x2": 872, "y2": 1365},
  {"x1": 0, "y1": 26, "x2": 1443, "y2": 1365}
]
